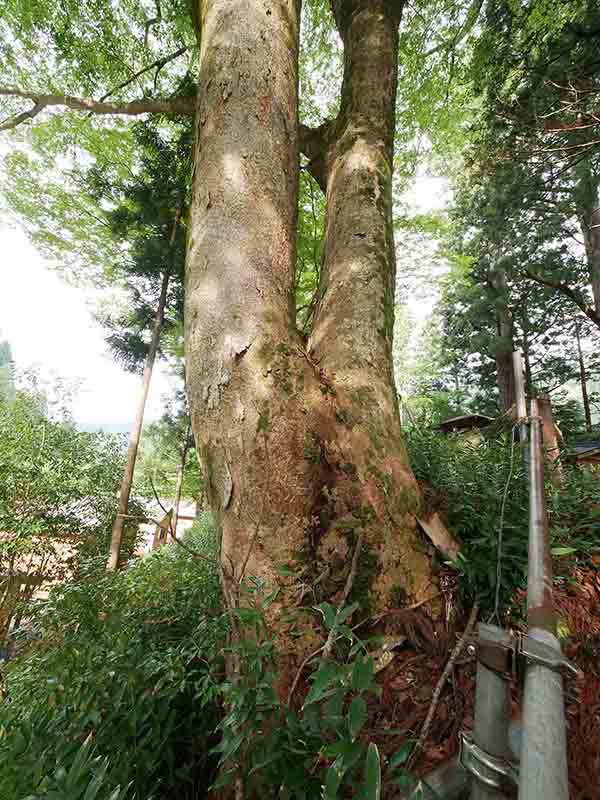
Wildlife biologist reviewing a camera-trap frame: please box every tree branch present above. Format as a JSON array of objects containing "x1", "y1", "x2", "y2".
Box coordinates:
[
  {"x1": 299, "y1": 121, "x2": 334, "y2": 191},
  {"x1": 424, "y1": 0, "x2": 484, "y2": 58},
  {"x1": 144, "y1": 0, "x2": 162, "y2": 48},
  {"x1": 0, "y1": 101, "x2": 47, "y2": 131},
  {"x1": 98, "y1": 47, "x2": 188, "y2": 103},
  {"x1": 408, "y1": 603, "x2": 479, "y2": 770},
  {"x1": 524, "y1": 269, "x2": 600, "y2": 329},
  {"x1": 0, "y1": 88, "x2": 195, "y2": 131}
]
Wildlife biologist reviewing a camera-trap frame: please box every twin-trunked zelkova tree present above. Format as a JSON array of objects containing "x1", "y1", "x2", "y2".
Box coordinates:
[
  {"x1": 1, "y1": 0, "x2": 438, "y2": 690},
  {"x1": 186, "y1": 0, "x2": 436, "y2": 687}
]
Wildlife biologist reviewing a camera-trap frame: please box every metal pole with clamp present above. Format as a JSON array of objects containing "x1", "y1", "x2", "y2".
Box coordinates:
[{"x1": 519, "y1": 399, "x2": 570, "y2": 800}]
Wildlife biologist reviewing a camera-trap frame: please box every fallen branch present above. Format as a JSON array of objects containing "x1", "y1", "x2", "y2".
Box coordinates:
[{"x1": 366, "y1": 592, "x2": 443, "y2": 627}]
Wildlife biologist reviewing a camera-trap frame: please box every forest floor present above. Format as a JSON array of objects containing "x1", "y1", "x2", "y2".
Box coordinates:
[{"x1": 368, "y1": 566, "x2": 600, "y2": 799}]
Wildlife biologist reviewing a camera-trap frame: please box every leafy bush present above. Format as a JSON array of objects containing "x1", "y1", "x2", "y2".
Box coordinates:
[
  {"x1": 547, "y1": 464, "x2": 600, "y2": 574},
  {"x1": 0, "y1": 385, "x2": 142, "y2": 640},
  {"x1": 214, "y1": 588, "x2": 416, "y2": 799},
  {"x1": 407, "y1": 427, "x2": 599, "y2": 615},
  {"x1": 0, "y1": 514, "x2": 225, "y2": 800},
  {"x1": 407, "y1": 427, "x2": 529, "y2": 613}
]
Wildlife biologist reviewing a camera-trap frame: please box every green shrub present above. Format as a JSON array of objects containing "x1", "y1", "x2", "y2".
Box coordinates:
[
  {"x1": 0, "y1": 513, "x2": 225, "y2": 800},
  {"x1": 407, "y1": 427, "x2": 529, "y2": 613},
  {"x1": 214, "y1": 588, "x2": 416, "y2": 799},
  {"x1": 406, "y1": 428, "x2": 599, "y2": 615}
]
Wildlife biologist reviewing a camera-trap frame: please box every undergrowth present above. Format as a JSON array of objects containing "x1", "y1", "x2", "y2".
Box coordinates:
[
  {"x1": 0, "y1": 514, "x2": 225, "y2": 800},
  {"x1": 4, "y1": 432, "x2": 593, "y2": 798},
  {"x1": 0, "y1": 514, "x2": 420, "y2": 800},
  {"x1": 406, "y1": 427, "x2": 600, "y2": 616},
  {"x1": 213, "y1": 587, "x2": 417, "y2": 799}
]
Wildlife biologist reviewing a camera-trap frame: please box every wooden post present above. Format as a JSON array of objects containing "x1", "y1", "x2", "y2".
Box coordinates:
[{"x1": 537, "y1": 394, "x2": 562, "y2": 481}]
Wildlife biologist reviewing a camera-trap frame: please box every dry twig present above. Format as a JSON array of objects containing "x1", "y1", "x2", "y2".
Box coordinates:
[{"x1": 407, "y1": 602, "x2": 479, "y2": 770}]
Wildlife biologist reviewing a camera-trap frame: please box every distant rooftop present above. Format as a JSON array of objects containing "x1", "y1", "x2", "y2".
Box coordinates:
[
  {"x1": 566, "y1": 439, "x2": 600, "y2": 465},
  {"x1": 438, "y1": 414, "x2": 494, "y2": 433}
]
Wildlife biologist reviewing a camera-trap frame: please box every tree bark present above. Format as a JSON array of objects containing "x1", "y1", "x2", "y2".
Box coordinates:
[
  {"x1": 575, "y1": 318, "x2": 593, "y2": 433},
  {"x1": 186, "y1": 0, "x2": 317, "y2": 678},
  {"x1": 306, "y1": 0, "x2": 434, "y2": 610},
  {"x1": 172, "y1": 420, "x2": 192, "y2": 536},
  {"x1": 489, "y1": 265, "x2": 515, "y2": 413},
  {"x1": 577, "y1": 172, "x2": 600, "y2": 316},
  {"x1": 106, "y1": 267, "x2": 170, "y2": 570},
  {"x1": 185, "y1": 0, "x2": 436, "y2": 694}
]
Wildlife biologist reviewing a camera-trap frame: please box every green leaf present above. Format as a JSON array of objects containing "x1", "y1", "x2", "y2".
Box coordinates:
[
  {"x1": 337, "y1": 602, "x2": 359, "y2": 625},
  {"x1": 322, "y1": 741, "x2": 364, "y2": 771},
  {"x1": 65, "y1": 735, "x2": 94, "y2": 790},
  {"x1": 364, "y1": 743, "x2": 381, "y2": 800},
  {"x1": 304, "y1": 661, "x2": 342, "y2": 706},
  {"x1": 551, "y1": 546, "x2": 577, "y2": 556},
  {"x1": 347, "y1": 696, "x2": 368, "y2": 741},
  {"x1": 351, "y1": 656, "x2": 374, "y2": 692},
  {"x1": 82, "y1": 758, "x2": 110, "y2": 800},
  {"x1": 388, "y1": 741, "x2": 413, "y2": 770},
  {"x1": 316, "y1": 602, "x2": 337, "y2": 630},
  {"x1": 323, "y1": 755, "x2": 345, "y2": 800}
]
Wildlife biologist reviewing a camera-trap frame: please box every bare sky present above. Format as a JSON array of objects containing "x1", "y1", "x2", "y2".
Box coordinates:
[{"x1": 0, "y1": 224, "x2": 172, "y2": 425}]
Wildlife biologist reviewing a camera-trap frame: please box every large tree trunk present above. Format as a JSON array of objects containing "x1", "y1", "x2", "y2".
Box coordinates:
[
  {"x1": 186, "y1": 0, "x2": 436, "y2": 692},
  {"x1": 305, "y1": 0, "x2": 433, "y2": 612},
  {"x1": 577, "y1": 173, "x2": 600, "y2": 315}
]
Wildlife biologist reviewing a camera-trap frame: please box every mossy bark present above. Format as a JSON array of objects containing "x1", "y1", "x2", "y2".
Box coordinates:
[
  {"x1": 185, "y1": 0, "x2": 437, "y2": 696},
  {"x1": 304, "y1": 0, "x2": 436, "y2": 619}
]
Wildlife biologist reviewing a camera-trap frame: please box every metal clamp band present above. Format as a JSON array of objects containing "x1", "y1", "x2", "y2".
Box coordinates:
[
  {"x1": 469, "y1": 628, "x2": 580, "y2": 680},
  {"x1": 459, "y1": 732, "x2": 519, "y2": 790},
  {"x1": 518, "y1": 634, "x2": 580, "y2": 678}
]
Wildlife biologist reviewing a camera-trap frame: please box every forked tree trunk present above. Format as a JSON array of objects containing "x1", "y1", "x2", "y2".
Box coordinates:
[
  {"x1": 304, "y1": 0, "x2": 433, "y2": 613},
  {"x1": 186, "y1": 0, "x2": 436, "y2": 693}
]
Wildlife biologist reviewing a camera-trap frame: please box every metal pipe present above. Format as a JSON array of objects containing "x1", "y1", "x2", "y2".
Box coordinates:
[
  {"x1": 512, "y1": 351, "x2": 528, "y2": 458},
  {"x1": 519, "y1": 400, "x2": 568, "y2": 800},
  {"x1": 402, "y1": 720, "x2": 523, "y2": 800},
  {"x1": 470, "y1": 624, "x2": 513, "y2": 800}
]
